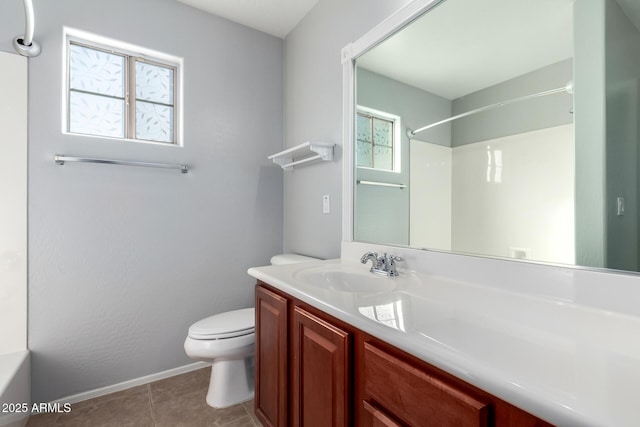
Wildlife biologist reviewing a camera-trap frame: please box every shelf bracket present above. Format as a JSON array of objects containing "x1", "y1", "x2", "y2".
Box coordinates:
[{"x1": 268, "y1": 141, "x2": 334, "y2": 171}]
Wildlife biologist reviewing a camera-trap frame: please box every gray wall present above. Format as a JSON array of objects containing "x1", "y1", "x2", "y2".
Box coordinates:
[
  {"x1": 0, "y1": 0, "x2": 284, "y2": 402},
  {"x1": 452, "y1": 59, "x2": 574, "y2": 147},
  {"x1": 605, "y1": 0, "x2": 640, "y2": 271},
  {"x1": 355, "y1": 69, "x2": 451, "y2": 245},
  {"x1": 572, "y1": 0, "x2": 640, "y2": 271},
  {"x1": 574, "y1": 0, "x2": 607, "y2": 268},
  {"x1": 283, "y1": 0, "x2": 414, "y2": 259}
]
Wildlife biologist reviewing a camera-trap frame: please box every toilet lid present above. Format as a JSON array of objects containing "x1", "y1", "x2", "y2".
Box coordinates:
[{"x1": 188, "y1": 307, "x2": 255, "y2": 340}]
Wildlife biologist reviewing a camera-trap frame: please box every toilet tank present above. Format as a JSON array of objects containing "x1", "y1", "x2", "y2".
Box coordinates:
[{"x1": 270, "y1": 253, "x2": 319, "y2": 265}]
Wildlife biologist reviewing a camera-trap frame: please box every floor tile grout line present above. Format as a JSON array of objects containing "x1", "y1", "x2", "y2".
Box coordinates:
[
  {"x1": 242, "y1": 403, "x2": 256, "y2": 427},
  {"x1": 242, "y1": 401, "x2": 259, "y2": 427},
  {"x1": 145, "y1": 383, "x2": 158, "y2": 427}
]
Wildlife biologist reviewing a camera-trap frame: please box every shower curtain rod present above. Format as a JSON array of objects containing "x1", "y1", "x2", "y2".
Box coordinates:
[
  {"x1": 13, "y1": 0, "x2": 40, "y2": 57},
  {"x1": 406, "y1": 81, "x2": 574, "y2": 139}
]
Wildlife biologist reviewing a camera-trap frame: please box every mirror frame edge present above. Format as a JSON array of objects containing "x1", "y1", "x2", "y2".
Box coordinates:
[
  {"x1": 341, "y1": 42, "x2": 355, "y2": 243},
  {"x1": 342, "y1": 0, "x2": 446, "y2": 244}
]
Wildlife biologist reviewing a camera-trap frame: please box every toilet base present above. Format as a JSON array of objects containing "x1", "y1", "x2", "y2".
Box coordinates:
[{"x1": 206, "y1": 356, "x2": 255, "y2": 408}]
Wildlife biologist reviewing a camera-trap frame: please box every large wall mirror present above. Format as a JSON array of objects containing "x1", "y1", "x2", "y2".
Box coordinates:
[{"x1": 350, "y1": 0, "x2": 640, "y2": 273}]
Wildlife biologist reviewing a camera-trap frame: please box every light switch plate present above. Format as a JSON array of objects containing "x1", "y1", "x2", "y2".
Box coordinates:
[{"x1": 323, "y1": 195, "x2": 330, "y2": 213}]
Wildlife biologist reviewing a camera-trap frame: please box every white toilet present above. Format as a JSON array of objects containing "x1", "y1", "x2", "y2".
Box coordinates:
[{"x1": 184, "y1": 253, "x2": 318, "y2": 408}]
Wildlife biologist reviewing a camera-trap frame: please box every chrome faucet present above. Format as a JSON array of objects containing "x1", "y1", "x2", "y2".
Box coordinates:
[
  {"x1": 360, "y1": 252, "x2": 381, "y2": 269},
  {"x1": 360, "y1": 252, "x2": 404, "y2": 277}
]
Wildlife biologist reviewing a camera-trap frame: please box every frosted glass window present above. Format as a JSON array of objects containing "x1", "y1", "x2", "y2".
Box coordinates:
[
  {"x1": 356, "y1": 114, "x2": 373, "y2": 168},
  {"x1": 69, "y1": 92, "x2": 124, "y2": 138},
  {"x1": 69, "y1": 44, "x2": 124, "y2": 97},
  {"x1": 69, "y1": 44, "x2": 125, "y2": 138},
  {"x1": 136, "y1": 101, "x2": 174, "y2": 143},
  {"x1": 135, "y1": 60, "x2": 174, "y2": 143},
  {"x1": 374, "y1": 145, "x2": 393, "y2": 171},
  {"x1": 67, "y1": 39, "x2": 179, "y2": 145},
  {"x1": 356, "y1": 111, "x2": 395, "y2": 171},
  {"x1": 374, "y1": 119, "x2": 392, "y2": 147},
  {"x1": 136, "y1": 62, "x2": 174, "y2": 105}
]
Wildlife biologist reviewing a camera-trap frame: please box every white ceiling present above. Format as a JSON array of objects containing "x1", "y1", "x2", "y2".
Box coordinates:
[
  {"x1": 176, "y1": 0, "x2": 319, "y2": 38},
  {"x1": 357, "y1": 0, "x2": 575, "y2": 100}
]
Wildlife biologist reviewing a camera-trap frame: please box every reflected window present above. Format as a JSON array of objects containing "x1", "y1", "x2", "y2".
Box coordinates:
[
  {"x1": 486, "y1": 146, "x2": 503, "y2": 183},
  {"x1": 358, "y1": 299, "x2": 406, "y2": 331},
  {"x1": 356, "y1": 107, "x2": 400, "y2": 172}
]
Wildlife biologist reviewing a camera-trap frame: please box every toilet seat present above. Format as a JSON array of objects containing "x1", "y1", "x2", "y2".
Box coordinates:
[{"x1": 188, "y1": 307, "x2": 255, "y2": 340}]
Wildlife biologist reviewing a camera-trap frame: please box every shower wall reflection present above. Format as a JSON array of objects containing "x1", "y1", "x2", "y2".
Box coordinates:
[{"x1": 356, "y1": 57, "x2": 574, "y2": 265}]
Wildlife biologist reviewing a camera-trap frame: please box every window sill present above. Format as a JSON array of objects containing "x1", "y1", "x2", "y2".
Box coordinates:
[{"x1": 61, "y1": 131, "x2": 183, "y2": 148}]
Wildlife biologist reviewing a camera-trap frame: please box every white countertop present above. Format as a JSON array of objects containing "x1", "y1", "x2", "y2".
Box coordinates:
[{"x1": 248, "y1": 258, "x2": 640, "y2": 427}]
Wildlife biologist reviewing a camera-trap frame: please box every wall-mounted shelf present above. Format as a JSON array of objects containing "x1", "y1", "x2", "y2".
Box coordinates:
[{"x1": 268, "y1": 141, "x2": 334, "y2": 171}]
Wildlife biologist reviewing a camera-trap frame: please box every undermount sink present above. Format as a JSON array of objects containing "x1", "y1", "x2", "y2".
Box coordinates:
[{"x1": 292, "y1": 263, "x2": 399, "y2": 293}]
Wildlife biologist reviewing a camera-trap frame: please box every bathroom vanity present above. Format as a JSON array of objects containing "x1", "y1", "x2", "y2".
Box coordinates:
[
  {"x1": 253, "y1": 281, "x2": 550, "y2": 427},
  {"x1": 248, "y1": 253, "x2": 640, "y2": 427}
]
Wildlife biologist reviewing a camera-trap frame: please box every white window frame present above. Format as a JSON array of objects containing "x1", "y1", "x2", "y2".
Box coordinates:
[
  {"x1": 62, "y1": 27, "x2": 184, "y2": 147},
  {"x1": 356, "y1": 105, "x2": 401, "y2": 173}
]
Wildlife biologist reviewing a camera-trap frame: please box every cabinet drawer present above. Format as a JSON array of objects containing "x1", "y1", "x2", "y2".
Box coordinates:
[
  {"x1": 362, "y1": 400, "x2": 403, "y2": 427},
  {"x1": 363, "y1": 342, "x2": 489, "y2": 427}
]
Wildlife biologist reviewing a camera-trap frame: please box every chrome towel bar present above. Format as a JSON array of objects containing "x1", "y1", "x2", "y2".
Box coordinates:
[
  {"x1": 357, "y1": 180, "x2": 406, "y2": 188},
  {"x1": 54, "y1": 155, "x2": 189, "y2": 173}
]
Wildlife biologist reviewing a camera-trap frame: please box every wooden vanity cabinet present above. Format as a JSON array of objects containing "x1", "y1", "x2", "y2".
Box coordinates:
[
  {"x1": 256, "y1": 283, "x2": 351, "y2": 427},
  {"x1": 255, "y1": 282, "x2": 553, "y2": 427},
  {"x1": 291, "y1": 306, "x2": 351, "y2": 427},
  {"x1": 255, "y1": 285, "x2": 289, "y2": 427}
]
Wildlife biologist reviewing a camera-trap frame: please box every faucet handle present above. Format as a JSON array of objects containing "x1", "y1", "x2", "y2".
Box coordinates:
[
  {"x1": 388, "y1": 256, "x2": 404, "y2": 268},
  {"x1": 387, "y1": 255, "x2": 404, "y2": 276}
]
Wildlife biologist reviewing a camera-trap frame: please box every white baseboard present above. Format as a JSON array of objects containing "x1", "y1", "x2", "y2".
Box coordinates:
[{"x1": 50, "y1": 361, "x2": 210, "y2": 406}]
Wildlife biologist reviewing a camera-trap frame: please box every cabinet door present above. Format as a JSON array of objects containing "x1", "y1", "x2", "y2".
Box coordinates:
[
  {"x1": 292, "y1": 306, "x2": 350, "y2": 427},
  {"x1": 255, "y1": 285, "x2": 289, "y2": 427}
]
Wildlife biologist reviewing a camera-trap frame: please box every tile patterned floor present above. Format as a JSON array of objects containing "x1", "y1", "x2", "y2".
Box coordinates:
[{"x1": 26, "y1": 367, "x2": 262, "y2": 426}]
